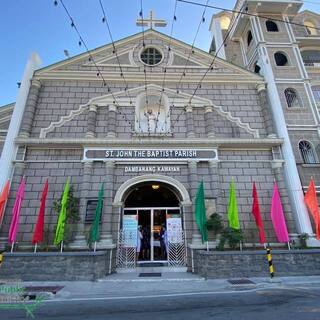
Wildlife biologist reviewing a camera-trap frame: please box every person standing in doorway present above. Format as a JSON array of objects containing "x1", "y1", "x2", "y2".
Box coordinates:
[{"x1": 136, "y1": 225, "x2": 143, "y2": 263}]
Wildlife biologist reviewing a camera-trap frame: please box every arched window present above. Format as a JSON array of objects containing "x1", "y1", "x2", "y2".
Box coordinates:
[
  {"x1": 284, "y1": 88, "x2": 302, "y2": 108},
  {"x1": 299, "y1": 140, "x2": 318, "y2": 164},
  {"x1": 304, "y1": 20, "x2": 317, "y2": 36},
  {"x1": 301, "y1": 50, "x2": 320, "y2": 66},
  {"x1": 274, "y1": 52, "x2": 288, "y2": 66},
  {"x1": 266, "y1": 20, "x2": 279, "y2": 32},
  {"x1": 247, "y1": 31, "x2": 253, "y2": 46}
]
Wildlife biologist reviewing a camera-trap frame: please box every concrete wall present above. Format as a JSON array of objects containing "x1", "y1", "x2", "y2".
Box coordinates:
[
  {"x1": 194, "y1": 249, "x2": 320, "y2": 279},
  {"x1": 0, "y1": 250, "x2": 114, "y2": 281}
]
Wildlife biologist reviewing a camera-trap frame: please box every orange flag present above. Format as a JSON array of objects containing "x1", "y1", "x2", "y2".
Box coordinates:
[
  {"x1": 0, "y1": 180, "x2": 10, "y2": 225},
  {"x1": 304, "y1": 178, "x2": 320, "y2": 240}
]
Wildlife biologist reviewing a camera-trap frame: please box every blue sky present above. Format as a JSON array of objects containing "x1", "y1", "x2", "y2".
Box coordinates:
[{"x1": 0, "y1": 0, "x2": 319, "y2": 106}]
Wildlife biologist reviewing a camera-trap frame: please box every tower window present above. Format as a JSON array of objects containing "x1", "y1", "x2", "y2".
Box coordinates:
[
  {"x1": 284, "y1": 88, "x2": 302, "y2": 108},
  {"x1": 274, "y1": 52, "x2": 288, "y2": 66},
  {"x1": 247, "y1": 31, "x2": 253, "y2": 46},
  {"x1": 299, "y1": 140, "x2": 318, "y2": 164},
  {"x1": 266, "y1": 20, "x2": 279, "y2": 32},
  {"x1": 254, "y1": 62, "x2": 261, "y2": 74},
  {"x1": 301, "y1": 50, "x2": 320, "y2": 66}
]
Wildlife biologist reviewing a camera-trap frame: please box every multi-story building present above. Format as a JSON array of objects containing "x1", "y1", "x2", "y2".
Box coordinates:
[{"x1": 210, "y1": 0, "x2": 320, "y2": 245}]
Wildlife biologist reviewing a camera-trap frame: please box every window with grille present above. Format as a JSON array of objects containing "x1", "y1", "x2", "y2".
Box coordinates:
[
  {"x1": 85, "y1": 199, "x2": 103, "y2": 223},
  {"x1": 299, "y1": 140, "x2": 318, "y2": 164},
  {"x1": 301, "y1": 50, "x2": 320, "y2": 66},
  {"x1": 140, "y1": 47, "x2": 162, "y2": 66},
  {"x1": 312, "y1": 87, "x2": 320, "y2": 105},
  {"x1": 284, "y1": 88, "x2": 302, "y2": 108}
]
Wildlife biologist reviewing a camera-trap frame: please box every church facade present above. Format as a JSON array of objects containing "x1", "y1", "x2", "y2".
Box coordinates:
[{"x1": 0, "y1": 0, "x2": 319, "y2": 270}]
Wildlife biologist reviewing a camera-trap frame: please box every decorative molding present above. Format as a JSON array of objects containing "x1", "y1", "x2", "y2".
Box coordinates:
[
  {"x1": 88, "y1": 104, "x2": 97, "y2": 112},
  {"x1": 205, "y1": 106, "x2": 213, "y2": 113},
  {"x1": 39, "y1": 83, "x2": 260, "y2": 139},
  {"x1": 210, "y1": 104, "x2": 260, "y2": 138},
  {"x1": 113, "y1": 174, "x2": 191, "y2": 203},
  {"x1": 108, "y1": 105, "x2": 117, "y2": 112},
  {"x1": 39, "y1": 104, "x2": 88, "y2": 138},
  {"x1": 256, "y1": 83, "x2": 266, "y2": 93}
]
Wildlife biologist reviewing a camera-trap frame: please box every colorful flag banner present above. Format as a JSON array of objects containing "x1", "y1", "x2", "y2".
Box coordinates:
[
  {"x1": 0, "y1": 180, "x2": 10, "y2": 226},
  {"x1": 54, "y1": 178, "x2": 70, "y2": 246},
  {"x1": 88, "y1": 183, "x2": 104, "y2": 245},
  {"x1": 270, "y1": 181, "x2": 289, "y2": 243},
  {"x1": 32, "y1": 179, "x2": 49, "y2": 245},
  {"x1": 8, "y1": 177, "x2": 26, "y2": 244},
  {"x1": 304, "y1": 177, "x2": 320, "y2": 240},
  {"x1": 251, "y1": 182, "x2": 266, "y2": 244},
  {"x1": 195, "y1": 181, "x2": 208, "y2": 243},
  {"x1": 227, "y1": 179, "x2": 240, "y2": 230}
]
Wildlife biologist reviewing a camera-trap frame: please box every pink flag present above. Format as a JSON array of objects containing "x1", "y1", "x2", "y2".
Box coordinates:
[
  {"x1": 270, "y1": 181, "x2": 289, "y2": 243},
  {"x1": 8, "y1": 177, "x2": 26, "y2": 244}
]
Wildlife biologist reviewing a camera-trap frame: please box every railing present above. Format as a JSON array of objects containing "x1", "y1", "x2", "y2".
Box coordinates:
[{"x1": 303, "y1": 60, "x2": 320, "y2": 67}]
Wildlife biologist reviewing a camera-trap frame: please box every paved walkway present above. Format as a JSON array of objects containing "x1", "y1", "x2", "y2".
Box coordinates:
[{"x1": 9, "y1": 273, "x2": 320, "y2": 301}]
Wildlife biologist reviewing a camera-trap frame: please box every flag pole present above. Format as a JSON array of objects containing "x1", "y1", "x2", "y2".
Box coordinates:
[
  {"x1": 206, "y1": 241, "x2": 209, "y2": 252},
  {"x1": 287, "y1": 242, "x2": 291, "y2": 250},
  {"x1": 60, "y1": 241, "x2": 63, "y2": 253},
  {"x1": 94, "y1": 241, "x2": 97, "y2": 252},
  {"x1": 10, "y1": 242, "x2": 14, "y2": 253},
  {"x1": 240, "y1": 241, "x2": 243, "y2": 251},
  {"x1": 34, "y1": 243, "x2": 37, "y2": 253}
]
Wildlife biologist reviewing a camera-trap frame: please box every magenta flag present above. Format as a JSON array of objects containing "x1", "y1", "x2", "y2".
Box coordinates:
[
  {"x1": 8, "y1": 177, "x2": 26, "y2": 244},
  {"x1": 270, "y1": 181, "x2": 289, "y2": 243}
]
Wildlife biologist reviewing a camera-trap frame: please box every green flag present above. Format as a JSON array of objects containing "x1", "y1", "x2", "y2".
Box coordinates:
[
  {"x1": 54, "y1": 178, "x2": 70, "y2": 245},
  {"x1": 88, "y1": 183, "x2": 104, "y2": 244},
  {"x1": 195, "y1": 181, "x2": 208, "y2": 243},
  {"x1": 227, "y1": 179, "x2": 240, "y2": 230}
]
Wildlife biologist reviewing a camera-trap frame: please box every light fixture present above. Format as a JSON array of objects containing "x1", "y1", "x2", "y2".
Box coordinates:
[{"x1": 152, "y1": 184, "x2": 160, "y2": 190}]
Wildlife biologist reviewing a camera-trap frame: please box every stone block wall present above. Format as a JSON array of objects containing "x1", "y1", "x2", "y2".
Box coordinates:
[
  {"x1": 194, "y1": 249, "x2": 320, "y2": 279},
  {"x1": 0, "y1": 251, "x2": 113, "y2": 281}
]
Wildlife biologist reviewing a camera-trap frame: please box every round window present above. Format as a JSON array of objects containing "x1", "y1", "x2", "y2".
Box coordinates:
[{"x1": 140, "y1": 47, "x2": 162, "y2": 66}]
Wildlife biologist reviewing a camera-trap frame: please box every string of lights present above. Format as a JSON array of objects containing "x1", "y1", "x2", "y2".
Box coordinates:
[
  {"x1": 54, "y1": 0, "x2": 134, "y2": 129},
  {"x1": 177, "y1": 0, "x2": 320, "y2": 32},
  {"x1": 153, "y1": 0, "x2": 178, "y2": 135},
  {"x1": 158, "y1": 0, "x2": 210, "y2": 134},
  {"x1": 138, "y1": 0, "x2": 152, "y2": 136},
  {"x1": 98, "y1": 0, "x2": 144, "y2": 133}
]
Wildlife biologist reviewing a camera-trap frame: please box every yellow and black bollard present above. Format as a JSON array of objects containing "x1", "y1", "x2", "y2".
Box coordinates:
[{"x1": 266, "y1": 247, "x2": 274, "y2": 278}]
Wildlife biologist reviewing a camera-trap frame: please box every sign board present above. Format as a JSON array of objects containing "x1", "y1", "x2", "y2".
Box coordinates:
[
  {"x1": 124, "y1": 166, "x2": 180, "y2": 173},
  {"x1": 166, "y1": 218, "x2": 183, "y2": 244},
  {"x1": 122, "y1": 216, "x2": 138, "y2": 247},
  {"x1": 84, "y1": 148, "x2": 217, "y2": 162}
]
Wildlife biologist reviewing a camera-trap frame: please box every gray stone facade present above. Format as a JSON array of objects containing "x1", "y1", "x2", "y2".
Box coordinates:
[{"x1": 0, "y1": 18, "x2": 311, "y2": 272}]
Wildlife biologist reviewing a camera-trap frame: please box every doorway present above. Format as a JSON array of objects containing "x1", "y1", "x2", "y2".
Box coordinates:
[
  {"x1": 123, "y1": 207, "x2": 181, "y2": 262},
  {"x1": 122, "y1": 181, "x2": 182, "y2": 263}
]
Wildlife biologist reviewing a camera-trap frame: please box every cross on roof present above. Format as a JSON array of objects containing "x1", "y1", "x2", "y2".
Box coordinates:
[{"x1": 136, "y1": 10, "x2": 167, "y2": 29}]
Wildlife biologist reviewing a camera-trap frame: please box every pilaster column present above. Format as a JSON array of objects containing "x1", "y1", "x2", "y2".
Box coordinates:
[
  {"x1": 185, "y1": 105, "x2": 195, "y2": 138},
  {"x1": 256, "y1": 83, "x2": 276, "y2": 138},
  {"x1": 85, "y1": 104, "x2": 97, "y2": 138},
  {"x1": 19, "y1": 79, "x2": 41, "y2": 138},
  {"x1": 209, "y1": 160, "x2": 219, "y2": 198},
  {"x1": 204, "y1": 106, "x2": 215, "y2": 138},
  {"x1": 107, "y1": 105, "x2": 117, "y2": 138},
  {"x1": 69, "y1": 161, "x2": 93, "y2": 249},
  {"x1": 188, "y1": 161, "x2": 201, "y2": 245},
  {"x1": 98, "y1": 161, "x2": 115, "y2": 248}
]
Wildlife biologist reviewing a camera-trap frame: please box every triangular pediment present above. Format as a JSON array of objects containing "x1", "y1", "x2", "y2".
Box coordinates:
[{"x1": 35, "y1": 29, "x2": 262, "y2": 82}]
